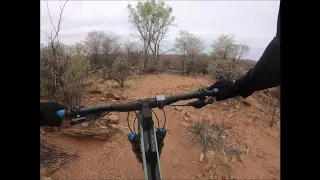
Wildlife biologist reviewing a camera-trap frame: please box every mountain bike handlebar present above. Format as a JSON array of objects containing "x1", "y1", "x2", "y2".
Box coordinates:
[{"x1": 56, "y1": 88, "x2": 217, "y2": 119}]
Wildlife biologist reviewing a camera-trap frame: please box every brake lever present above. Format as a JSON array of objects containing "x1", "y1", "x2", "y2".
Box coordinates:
[
  {"x1": 188, "y1": 97, "x2": 214, "y2": 109},
  {"x1": 207, "y1": 97, "x2": 214, "y2": 104},
  {"x1": 69, "y1": 111, "x2": 110, "y2": 125},
  {"x1": 70, "y1": 116, "x2": 90, "y2": 125}
]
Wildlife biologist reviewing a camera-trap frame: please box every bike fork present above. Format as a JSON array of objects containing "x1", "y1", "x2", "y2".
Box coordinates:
[
  {"x1": 128, "y1": 127, "x2": 167, "y2": 163},
  {"x1": 128, "y1": 133, "x2": 143, "y2": 163},
  {"x1": 156, "y1": 128, "x2": 167, "y2": 157}
]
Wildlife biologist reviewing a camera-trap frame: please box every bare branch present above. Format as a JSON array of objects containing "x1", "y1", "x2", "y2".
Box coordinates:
[
  {"x1": 44, "y1": 0, "x2": 68, "y2": 60},
  {"x1": 45, "y1": 0, "x2": 57, "y2": 34}
]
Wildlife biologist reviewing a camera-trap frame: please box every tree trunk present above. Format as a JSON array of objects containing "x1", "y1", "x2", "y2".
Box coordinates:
[
  {"x1": 181, "y1": 54, "x2": 185, "y2": 74},
  {"x1": 155, "y1": 43, "x2": 160, "y2": 66},
  {"x1": 143, "y1": 43, "x2": 149, "y2": 69},
  {"x1": 153, "y1": 43, "x2": 157, "y2": 63}
]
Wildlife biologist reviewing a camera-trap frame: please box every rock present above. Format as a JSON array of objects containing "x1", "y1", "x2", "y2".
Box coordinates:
[
  {"x1": 223, "y1": 130, "x2": 231, "y2": 137},
  {"x1": 221, "y1": 135, "x2": 226, "y2": 139},
  {"x1": 201, "y1": 164, "x2": 213, "y2": 175},
  {"x1": 109, "y1": 124, "x2": 118, "y2": 129},
  {"x1": 102, "y1": 116, "x2": 110, "y2": 123},
  {"x1": 94, "y1": 120, "x2": 105, "y2": 127},
  {"x1": 205, "y1": 150, "x2": 216, "y2": 162},
  {"x1": 209, "y1": 132, "x2": 218, "y2": 141},
  {"x1": 40, "y1": 127, "x2": 46, "y2": 134},
  {"x1": 186, "y1": 111, "x2": 191, "y2": 117},
  {"x1": 235, "y1": 104, "x2": 241, "y2": 109},
  {"x1": 100, "y1": 97, "x2": 107, "y2": 101},
  {"x1": 189, "y1": 115, "x2": 198, "y2": 122},
  {"x1": 181, "y1": 122, "x2": 190, "y2": 127},
  {"x1": 227, "y1": 114, "x2": 234, "y2": 118},
  {"x1": 94, "y1": 135, "x2": 107, "y2": 140},
  {"x1": 221, "y1": 102, "x2": 228, "y2": 106},
  {"x1": 98, "y1": 79, "x2": 105, "y2": 84},
  {"x1": 237, "y1": 155, "x2": 244, "y2": 163},
  {"x1": 196, "y1": 174, "x2": 202, "y2": 178},
  {"x1": 180, "y1": 108, "x2": 187, "y2": 115},
  {"x1": 172, "y1": 158, "x2": 178, "y2": 166},
  {"x1": 245, "y1": 148, "x2": 250, "y2": 154},
  {"x1": 109, "y1": 112, "x2": 118, "y2": 115},
  {"x1": 105, "y1": 92, "x2": 115, "y2": 99},
  {"x1": 242, "y1": 96, "x2": 262, "y2": 110},
  {"x1": 199, "y1": 153, "x2": 205, "y2": 162},
  {"x1": 108, "y1": 115, "x2": 119, "y2": 124},
  {"x1": 202, "y1": 113, "x2": 213, "y2": 121},
  {"x1": 42, "y1": 177, "x2": 52, "y2": 180},
  {"x1": 113, "y1": 93, "x2": 122, "y2": 100},
  {"x1": 184, "y1": 117, "x2": 190, "y2": 122},
  {"x1": 242, "y1": 99, "x2": 252, "y2": 106},
  {"x1": 42, "y1": 126, "x2": 56, "y2": 132},
  {"x1": 81, "y1": 122, "x2": 89, "y2": 127},
  {"x1": 105, "y1": 92, "x2": 122, "y2": 100},
  {"x1": 174, "y1": 106, "x2": 183, "y2": 111},
  {"x1": 88, "y1": 89, "x2": 102, "y2": 94}
]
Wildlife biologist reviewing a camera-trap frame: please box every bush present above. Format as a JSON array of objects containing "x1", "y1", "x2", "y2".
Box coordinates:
[
  {"x1": 162, "y1": 58, "x2": 172, "y2": 68},
  {"x1": 108, "y1": 55, "x2": 132, "y2": 88},
  {"x1": 40, "y1": 137, "x2": 76, "y2": 176},
  {"x1": 207, "y1": 60, "x2": 246, "y2": 80},
  {"x1": 140, "y1": 67, "x2": 159, "y2": 74},
  {"x1": 186, "y1": 59, "x2": 210, "y2": 75},
  {"x1": 40, "y1": 44, "x2": 90, "y2": 107}
]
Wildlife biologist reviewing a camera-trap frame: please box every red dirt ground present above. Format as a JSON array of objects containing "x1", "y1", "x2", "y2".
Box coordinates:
[{"x1": 41, "y1": 74, "x2": 280, "y2": 180}]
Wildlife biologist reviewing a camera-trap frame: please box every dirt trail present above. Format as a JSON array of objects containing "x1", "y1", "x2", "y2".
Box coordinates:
[{"x1": 43, "y1": 74, "x2": 280, "y2": 180}]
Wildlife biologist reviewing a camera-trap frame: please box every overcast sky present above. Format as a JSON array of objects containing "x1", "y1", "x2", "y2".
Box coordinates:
[{"x1": 40, "y1": 0, "x2": 280, "y2": 61}]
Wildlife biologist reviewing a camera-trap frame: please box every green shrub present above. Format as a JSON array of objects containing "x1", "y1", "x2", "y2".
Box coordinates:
[
  {"x1": 40, "y1": 44, "x2": 90, "y2": 107},
  {"x1": 207, "y1": 60, "x2": 246, "y2": 80}
]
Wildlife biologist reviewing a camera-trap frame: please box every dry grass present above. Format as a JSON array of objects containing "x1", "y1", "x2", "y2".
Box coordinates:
[
  {"x1": 255, "y1": 86, "x2": 281, "y2": 128},
  {"x1": 40, "y1": 138, "x2": 77, "y2": 176},
  {"x1": 40, "y1": 44, "x2": 90, "y2": 107},
  {"x1": 191, "y1": 120, "x2": 244, "y2": 156},
  {"x1": 190, "y1": 120, "x2": 246, "y2": 179}
]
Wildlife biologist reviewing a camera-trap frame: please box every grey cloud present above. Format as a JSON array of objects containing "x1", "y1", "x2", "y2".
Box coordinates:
[{"x1": 40, "y1": 0, "x2": 280, "y2": 60}]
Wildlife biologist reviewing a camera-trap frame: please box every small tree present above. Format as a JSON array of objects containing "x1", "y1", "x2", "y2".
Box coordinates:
[
  {"x1": 84, "y1": 30, "x2": 106, "y2": 67},
  {"x1": 174, "y1": 30, "x2": 205, "y2": 74},
  {"x1": 41, "y1": 0, "x2": 89, "y2": 107},
  {"x1": 174, "y1": 30, "x2": 190, "y2": 73},
  {"x1": 109, "y1": 55, "x2": 132, "y2": 88},
  {"x1": 124, "y1": 40, "x2": 143, "y2": 68},
  {"x1": 211, "y1": 34, "x2": 250, "y2": 65},
  {"x1": 67, "y1": 42, "x2": 87, "y2": 57},
  {"x1": 127, "y1": 0, "x2": 175, "y2": 69},
  {"x1": 211, "y1": 34, "x2": 236, "y2": 61},
  {"x1": 185, "y1": 34, "x2": 205, "y2": 74},
  {"x1": 101, "y1": 34, "x2": 122, "y2": 68},
  {"x1": 231, "y1": 44, "x2": 250, "y2": 64}
]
